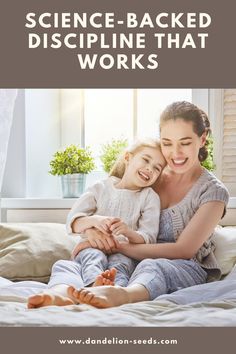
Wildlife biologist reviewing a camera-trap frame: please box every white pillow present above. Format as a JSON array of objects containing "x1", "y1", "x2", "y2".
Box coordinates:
[
  {"x1": 224, "y1": 264, "x2": 236, "y2": 280},
  {"x1": 0, "y1": 223, "x2": 77, "y2": 282},
  {"x1": 213, "y1": 226, "x2": 236, "y2": 275}
]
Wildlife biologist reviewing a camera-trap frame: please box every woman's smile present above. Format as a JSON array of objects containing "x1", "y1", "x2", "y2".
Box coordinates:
[{"x1": 171, "y1": 158, "x2": 188, "y2": 166}]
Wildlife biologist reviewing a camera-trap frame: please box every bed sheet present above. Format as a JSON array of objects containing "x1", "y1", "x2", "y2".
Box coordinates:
[{"x1": 0, "y1": 277, "x2": 236, "y2": 327}]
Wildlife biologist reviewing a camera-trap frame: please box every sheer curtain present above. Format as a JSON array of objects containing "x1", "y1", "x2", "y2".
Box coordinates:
[{"x1": 0, "y1": 89, "x2": 18, "y2": 221}]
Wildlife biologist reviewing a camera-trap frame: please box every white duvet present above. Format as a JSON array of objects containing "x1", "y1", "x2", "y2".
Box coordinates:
[{"x1": 0, "y1": 277, "x2": 236, "y2": 327}]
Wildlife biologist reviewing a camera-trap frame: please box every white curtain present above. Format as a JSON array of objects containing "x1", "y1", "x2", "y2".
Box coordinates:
[{"x1": 0, "y1": 89, "x2": 18, "y2": 221}]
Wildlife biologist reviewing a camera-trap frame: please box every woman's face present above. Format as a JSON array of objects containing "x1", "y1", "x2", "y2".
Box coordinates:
[{"x1": 160, "y1": 118, "x2": 206, "y2": 174}]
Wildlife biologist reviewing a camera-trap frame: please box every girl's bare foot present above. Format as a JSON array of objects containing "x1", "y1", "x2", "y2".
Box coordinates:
[
  {"x1": 93, "y1": 268, "x2": 117, "y2": 286},
  {"x1": 67, "y1": 285, "x2": 130, "y2": 308},
  {"x1": 27, "y1": 285, "x2": 77, "y2": 309},
  {"x1": 27, "y1": 293, "x2": 75, "y2": 309}
]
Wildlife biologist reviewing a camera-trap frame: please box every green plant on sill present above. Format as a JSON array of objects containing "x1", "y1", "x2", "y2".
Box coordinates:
[
  {"x1": 201, "y1": 135, "x2": 215, "y2": 172},
  {"x1": 49, "y1": 144, "x2": 95, "y2": 176},
  {"x1": 100, "y1": 138, "x2": 128, "y2": 173}
]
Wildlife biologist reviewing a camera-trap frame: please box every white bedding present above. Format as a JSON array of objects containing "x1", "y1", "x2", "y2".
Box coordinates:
[{"x1": 1, "y1": 277, "x2": 236, "y2": 327}]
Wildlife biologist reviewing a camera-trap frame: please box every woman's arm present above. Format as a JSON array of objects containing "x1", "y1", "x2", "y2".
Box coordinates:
[{"x1": 117, "y1": 201, "x2": 225, "y2": 261}]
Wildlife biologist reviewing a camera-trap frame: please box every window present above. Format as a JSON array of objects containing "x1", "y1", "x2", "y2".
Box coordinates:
[
  {"x1": 83, "y1": 89, "x2": 192, "y2": 165},
  {"x1": 4, "y1": 88, "x2": 212, "y2": 198},
  {"x1": 137, "y1": 89, "x2": 192, "y2": 138},
  {"x1": 84, "y1": 89, "x2": 134, "y2": 168}
]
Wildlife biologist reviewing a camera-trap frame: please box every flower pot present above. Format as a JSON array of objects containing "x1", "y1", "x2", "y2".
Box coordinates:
[{"x1": 61, "y1": 174, "x2": 86, "y2": 198}]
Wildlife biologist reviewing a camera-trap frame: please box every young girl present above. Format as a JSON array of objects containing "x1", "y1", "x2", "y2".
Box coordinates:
[
  {"x1": 68, "y1": 138, "x2": 166, "y2": 288},
  {"x1": 28, "y1": 139, "x2": 166, "y2": 308}
]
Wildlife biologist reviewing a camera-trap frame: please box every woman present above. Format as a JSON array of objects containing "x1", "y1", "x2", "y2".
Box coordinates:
[{"x1": 28, "y1": 101, "x2": 229, "y2": 309}]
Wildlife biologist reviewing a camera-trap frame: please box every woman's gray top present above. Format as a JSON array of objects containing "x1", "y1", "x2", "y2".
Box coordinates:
[{"x1": 158, "y1": 168, "x2": 229, "y2": 281}]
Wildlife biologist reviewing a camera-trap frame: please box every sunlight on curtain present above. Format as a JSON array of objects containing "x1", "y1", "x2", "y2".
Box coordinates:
[{"x1": 0, "y1": 89, "x2": 18, "y2": 220}]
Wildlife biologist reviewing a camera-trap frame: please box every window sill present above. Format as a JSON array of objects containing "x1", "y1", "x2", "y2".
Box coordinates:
[
  {"x1": 1, "y1": 196, "x2": 235, "y2": 209},
  {"x1": 0, "y1": 198, "x2": 76, "y2": 209},
  {"x1": 1, "y1": 197, "x2": 235, "y2": 225}
]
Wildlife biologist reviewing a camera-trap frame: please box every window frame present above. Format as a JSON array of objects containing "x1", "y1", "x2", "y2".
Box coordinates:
[{"x1": 4, "y1": 88, "x2": 235, "y2": 205}]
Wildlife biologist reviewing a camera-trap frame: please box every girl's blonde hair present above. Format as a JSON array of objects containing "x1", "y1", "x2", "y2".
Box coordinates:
[{"x1": 110, "y1": 138, "x2": 162, "y2": 179}]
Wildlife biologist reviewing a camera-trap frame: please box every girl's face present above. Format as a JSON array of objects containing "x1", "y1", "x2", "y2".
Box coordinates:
[
  {"x1": 160, "y1": 118, "x2": 206, "y2": 174},
  {"x1": 125, "y1": 147, "x2": 166, "y2": 188}
]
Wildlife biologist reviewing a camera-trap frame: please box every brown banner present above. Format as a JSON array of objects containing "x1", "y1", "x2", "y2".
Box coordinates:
[
  {"x1": 0, "y1": 0, "x2": 236, "y2": 87},
  {"x1": 0, "y1": 327, "x2": 235, "y2": 354}
]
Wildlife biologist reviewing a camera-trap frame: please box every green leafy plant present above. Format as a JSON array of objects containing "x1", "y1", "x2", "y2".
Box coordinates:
[
  {"x1": 49, "y1": 144, "x2": 95, "y2": 175},
  {"x1": 201, "y1": 135, "x2": 215, "y2": 171},
  {"x1": 100, "y1": 138, "x2": 128, "y2": 173}
]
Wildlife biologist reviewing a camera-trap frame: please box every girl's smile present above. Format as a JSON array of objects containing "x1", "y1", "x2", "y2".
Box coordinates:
[
  {"x1": 138, "y1": 170, "x2": 152, "y2": 181},
  {"x1": 117, "y1": 146, "x2": 166, "y2": 190}
]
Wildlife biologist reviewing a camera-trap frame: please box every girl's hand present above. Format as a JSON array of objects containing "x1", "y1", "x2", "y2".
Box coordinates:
[
  {"x1": 109, "y1": 219, "x2": 130, "y2": 237},
  {"x1": 71, "y1": 241, "x2": 91, "y2": 259},
  {"x1": 91, "y1": 216, "x2": 121, "y2": 235},
  {"x1": 85, "y1": 228, "x2": 119, "y2": 254}
]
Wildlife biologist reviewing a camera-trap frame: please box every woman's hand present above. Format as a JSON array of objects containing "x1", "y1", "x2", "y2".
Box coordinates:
[
  {"x1": 71, "y1": 231, "x2": 129, "y2": 260},
  {"x1": 85, "y1": 228, "x2": 119, "y2": 254},
  {"x1": 86, "y1": 228, "x2": 119, "y2": 253}
]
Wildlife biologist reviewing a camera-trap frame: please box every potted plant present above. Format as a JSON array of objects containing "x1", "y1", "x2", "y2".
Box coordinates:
[
  {"x1": 49, "y1": 144, "x2": 95, "y2": 197},
  {"x1": 100, "y1": 138, "x2": 128, "y2": 173}
]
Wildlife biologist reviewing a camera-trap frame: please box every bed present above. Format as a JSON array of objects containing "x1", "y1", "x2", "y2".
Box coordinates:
[{"x1": 0, "y1": 222, "x2": 236, "y2": 327}]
